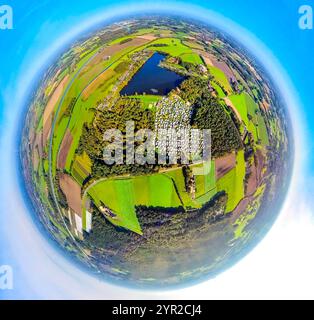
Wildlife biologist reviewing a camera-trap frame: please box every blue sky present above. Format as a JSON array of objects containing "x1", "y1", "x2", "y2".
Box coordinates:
[
  {"x1": 1, "y1": 0, "x2": 314, "y2": 166},
  {"x1": 1, "y1": 0, "x2": 314, "y2": 299}
]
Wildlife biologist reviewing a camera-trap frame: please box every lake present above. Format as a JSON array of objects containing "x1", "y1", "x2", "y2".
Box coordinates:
[{"x1": 120, "y1": 52, "x2": 186, "y2": 96}]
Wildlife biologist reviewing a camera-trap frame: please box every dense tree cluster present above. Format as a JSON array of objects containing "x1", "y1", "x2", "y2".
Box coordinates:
[
  {"x1": 77, "y1": 77, "x2": 243, "y2": 181},
  {"x1": 192, "y1": 93, "x2": 243, "y2": 156},
  {"x1": 177, "y1": 77, "x2": 243, "y2": 157},
  {"x1": 84, "y1": 192, "x2": 227, "y2": 261},
  {"x1": 147, "y1": 43, "x2": 168, "y2": 48},
  {"x1": 176, "y1": 77, "x2": 209, "y2": 103},
  {"x1": 77, "y1": 97, "x2": 156, "y2": 179}
]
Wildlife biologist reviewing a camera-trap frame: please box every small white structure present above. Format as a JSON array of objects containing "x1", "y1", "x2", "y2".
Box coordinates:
[
  {"x1": 85, "y1": 210, "x2": 92, "y2": 233},
  {"x1": 75, "y1": 213, "x2": 83, "y2": 234}
]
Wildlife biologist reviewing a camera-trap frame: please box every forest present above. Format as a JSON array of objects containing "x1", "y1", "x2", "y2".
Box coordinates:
[
  {"x1": 76, "y1": 76, "x2": 243, "y2": 181},
  {"x1": 177, "y1": 77, "x2": 243, "y2": 157}
]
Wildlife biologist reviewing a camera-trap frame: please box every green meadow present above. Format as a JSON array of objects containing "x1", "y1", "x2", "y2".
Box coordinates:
[
  {"x1": 229, "y1": 92, "x2": 269, "y2": 146},
  {"x1": 128, "y1": 94, "x2": 161, "y2": 109},
  {"x1": 145, "y1": 38, "x2": 203, "y2": 65},
  {"x1": 208, "y1": 66, "x2": 233, "y2": 94},
  {"x1": 211, "y1": 81, "x2": 226, "y2": 98},
  {"x1": 87, "y1": 174, "x2": 182, "y2": 234},
  {"x1": 217, "y1": 150, "x2": 246, "y2": 213},
  {"x1": 87, "y1": 160, "x2": 217, "y2": 234},
  {"x1": 53, "y1": 35, "x2": 207, "y2": 178}
]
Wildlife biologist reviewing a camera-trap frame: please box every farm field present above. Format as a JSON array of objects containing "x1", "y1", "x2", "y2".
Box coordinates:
[
  {"x1": 87, "y1": 160, "x2": 217, "y2": 234},
  {"x1": 211, "y1": 81, "x2": 226, "y2": 98},
  {"x1": 48, "y1": 27, "x2": 270, "y2": 235},
  {"x1": 217, "y1": 150, "x2": 246, "y2": 213},
  {"x1": 144, "y1": 37, "x2": 204, "y2": 64},
  {"x1": 53, "y1": 35, "x2": 207, "y2": 175},
  {"x1": 87, "y1": 174, "x2": 181, "y2": 234},
  {"x1": 208, "y1": 65, "x2": 233, "y2": 94},
  {"x1": 128, "y1": 95, "x2": 161, "y2": 109},
  {"x1": 229, "y1": 92, "x2": 269, "y2": 146},
  {"x1": 22, "y1": 16, "x2": 291, "y2": 287}
]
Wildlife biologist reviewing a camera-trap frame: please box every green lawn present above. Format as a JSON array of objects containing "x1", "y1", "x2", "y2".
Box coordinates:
[
  {"x1": 87, "y1": 160, "x2": 217, "y2": 233},
  {"x1": 129, "y1": 94, "x2": 161, "y2": 110},
  {"x1": 256, "y1": 114, "x2": 269, "y2": 145},
  {"x1": 64, "y1": 104, "x2": 94, "y2": 172},
  {"x1": 211, "y1": 81, "x2": 226, "y2": 98},
  {"x1": 228, "y1": 93, "x2": 249, "y2": 126},
  {"x1": 182, "y1": 40, "x2": 204, "y2": 50},
  {"x1": 52, "y1": 115, "x2": 69, "y2": 175},
  {"x1": 208, "y1": 66, "x2": 233, "y2": 94},
  {"x1": 145, "y1": 38, "x2": 203, "y2": 65},
  {"x1": 245, "y1": 92, "x2": 259, "y2": 117},
  {"x1": 180, "y1": 53, "x2": 203, "y2": 65},
  {"x1": 165, "y1": 161, "x2": 216, "y2": 208},
  {"x1": 164, "y1": 169, "x2": 197, "y2": 208},
  {"x1": 192, "y1": 161, "x2": 217, "y2": 205},
  {"x1": 87, "y1": 174, "x2": 182, "y2": 234},
  {"x1": 244, "y1": 93, "x2": 269, "y2": 145},
  {"x1": 228, "y1": 92, "x2": 269, "y2": 145},
  {"x1": 108, "y1": 36, "x2": 135, "y2": 45}
]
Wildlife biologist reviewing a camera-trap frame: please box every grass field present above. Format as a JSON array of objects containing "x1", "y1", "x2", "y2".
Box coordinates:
[
  {"x1": 87, "y1": 174, "x2": 182, "y2": 234},
  {"x1": 164, "y1": 168, "x2": 197, "y2": 209},
  {"x1": 229, "y1": 92, "x2": 269, "y2": 145},
  {"x1": 64, "y1": 105, "x2": 94, "y2": 172},
  {"x1": 208, "y1": 66, "x2": 233, "y2": 94},
  {"x1": 229, "y1": 92, "x2": 258, "y2": 141},
  {"x1": 52, "y1": 115, "x2": 69, "y2": 175},
  {"x1": 228, "y1": 94, "x2": 249, "y2": 126},
  {"x1": 244, "y1": 93, "x2": 269, "y2": 145},
  {"x1": 192, "y1": 161, "x2": 217, "y2": 205},
  {"x1": 129, "y1": 94, "x2": 161, "y2": 109},
  {"x1": 182, "y1": 40, "x2": 204, "y2": 50},
  {"x1": 144, "y1": 38, "x2": 203, "y2": 65},
  {"x1": 87, "y1": 160, "x2": 217, "y2": 233},
  {"x1": 256, "y1": 114, "x2": 269, "y2": 145},
  {"x1": 217, "y1": 150, "x2": 246, "y2": 213},
  {"x1": 211, "y1": 81, "x2": 226, "y2": 98},
  {"x1": 71, "y1": 152, "x2": 92, "y2": 185}
]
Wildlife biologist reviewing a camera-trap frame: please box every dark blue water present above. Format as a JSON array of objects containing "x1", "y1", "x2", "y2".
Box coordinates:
[{"x1": 121, "y1": 52, "x2": 186, "y2": 96}]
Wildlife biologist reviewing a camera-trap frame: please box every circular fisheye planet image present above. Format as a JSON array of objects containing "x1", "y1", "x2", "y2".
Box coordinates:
[{"x1": 21, "y1": 15, "x2": 292, "y2": 288}]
